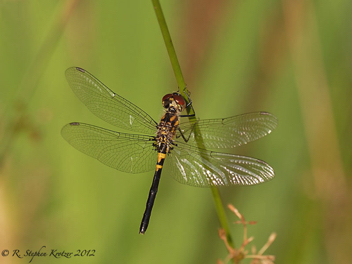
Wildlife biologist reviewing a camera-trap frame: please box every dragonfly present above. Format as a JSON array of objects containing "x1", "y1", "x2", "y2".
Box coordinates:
[{"x1": 61, "y1": 67, "x2": 278, "y2": 234}]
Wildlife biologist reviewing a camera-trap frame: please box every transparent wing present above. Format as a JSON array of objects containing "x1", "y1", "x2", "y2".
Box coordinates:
[
  {"x1": 164, "y1": 142, "x2": 274, "y2": 187},
  {"x1": 65, "y1": 67, "x2": 158, "y2": 134},
  {"x1": 61, "y1": 122, "x2": 156, "y2": 173},
  {"x1": 177, "y1": 112, "x2": 278, "y2": 149}
]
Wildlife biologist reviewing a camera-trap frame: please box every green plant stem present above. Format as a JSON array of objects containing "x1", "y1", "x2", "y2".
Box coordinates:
[
  {"x1": 211, "y1": 187, "x2": 234, "y2": 247},
  {"x1": 151, "y1": 0, "x2": 194, "y2": 116},
  {"x1": 151, "y1": 0, "x2": 234, "y2": 248}
]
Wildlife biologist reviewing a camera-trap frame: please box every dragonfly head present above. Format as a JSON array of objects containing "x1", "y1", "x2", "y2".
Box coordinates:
[{"x1": 162, "y1": 92, "x2": 185, "y2": 113}]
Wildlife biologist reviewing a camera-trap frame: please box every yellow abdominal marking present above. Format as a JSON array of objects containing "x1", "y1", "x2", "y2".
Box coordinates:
[
  {"x1": 157, "y1": 153, "x2": 166, "y2": 163},
  {"x1": 156, "y1": 165, "x2": 163, "y2": 171}
]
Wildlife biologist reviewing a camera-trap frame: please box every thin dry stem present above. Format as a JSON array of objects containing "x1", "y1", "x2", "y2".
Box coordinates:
[{"x1": 218, "y1": 205, "x2": 276, "y2": 264}]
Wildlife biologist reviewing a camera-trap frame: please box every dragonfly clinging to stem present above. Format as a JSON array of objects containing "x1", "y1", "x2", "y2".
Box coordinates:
[{"x1": 61, "y1": 67, "x2": 278, "y2": 234}]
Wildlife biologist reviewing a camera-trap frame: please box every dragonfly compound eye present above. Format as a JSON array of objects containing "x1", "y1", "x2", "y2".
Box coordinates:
[
  {"x1": 162, "y1": 93, "x2": 173, "y2": 108},
  {"x1": 172, "y1": 94, "x2": 185, "y2": 112},
  {"x1": 172, "y1": 94, "x2": 185, "y2": 106}
]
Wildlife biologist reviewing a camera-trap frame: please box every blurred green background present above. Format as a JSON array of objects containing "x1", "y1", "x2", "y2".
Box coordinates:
[{"x1": 1, "y1": 0, "x2": 351, "y2": 263}]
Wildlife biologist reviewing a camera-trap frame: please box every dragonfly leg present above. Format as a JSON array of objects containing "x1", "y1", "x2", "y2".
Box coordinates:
[
  {"x1": 177, "y1": 124, "x2": 197, "y2": 143},
  {"x1": 177, "y1": 87, "x2": 195, "y2": 117},
  {"x1": 179, "y1": 112, "x2": 195, "y2": 118}
]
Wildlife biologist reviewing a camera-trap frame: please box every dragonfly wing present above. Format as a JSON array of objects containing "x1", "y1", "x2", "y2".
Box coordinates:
[
  {"x1": 65, "y1": 67, "x2": 158, "y2": 134},
  {"x1": 61, "y1": 122, "x2": 156, "y2": 173},
  {"x1": 164, "y1": 142, "x2": 275, "y2": 187},
  {"x1": 177, "y1": 112, "x2": 278, "y2": 149}
]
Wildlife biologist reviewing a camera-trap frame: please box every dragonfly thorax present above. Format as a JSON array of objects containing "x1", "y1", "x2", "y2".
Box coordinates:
[{"x1": 155, "y1": 111, "x2": 180, "y2": 154}]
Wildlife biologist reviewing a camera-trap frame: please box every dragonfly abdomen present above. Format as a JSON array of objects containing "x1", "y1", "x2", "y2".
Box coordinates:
[
  {"x1": 139, "y1": 151, "x2": 166, "y2": 234},
  {"x1": 140, "y1": 109, "x2": 181, "y2": 234}
]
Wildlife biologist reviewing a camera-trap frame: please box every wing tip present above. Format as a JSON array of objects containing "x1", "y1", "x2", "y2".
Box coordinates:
[
  {"x1": 259, "y1": 111, "x2": 277, "y2": 119},
  {"x1": 61, "y1": 122, "x2": 81, "y2": 138},
  {"x1": 65, "y1": 66, "x2": 86, "y2": 76},
  {"x1": 69, "y1": 122, "x2": 81, "y2": 126},
  {"x1": 259, "y1": 111, "x2": 278, "y2": 130},
  {"x1": 76, "y1": 67, "x2": 85, "y2": 73}
]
